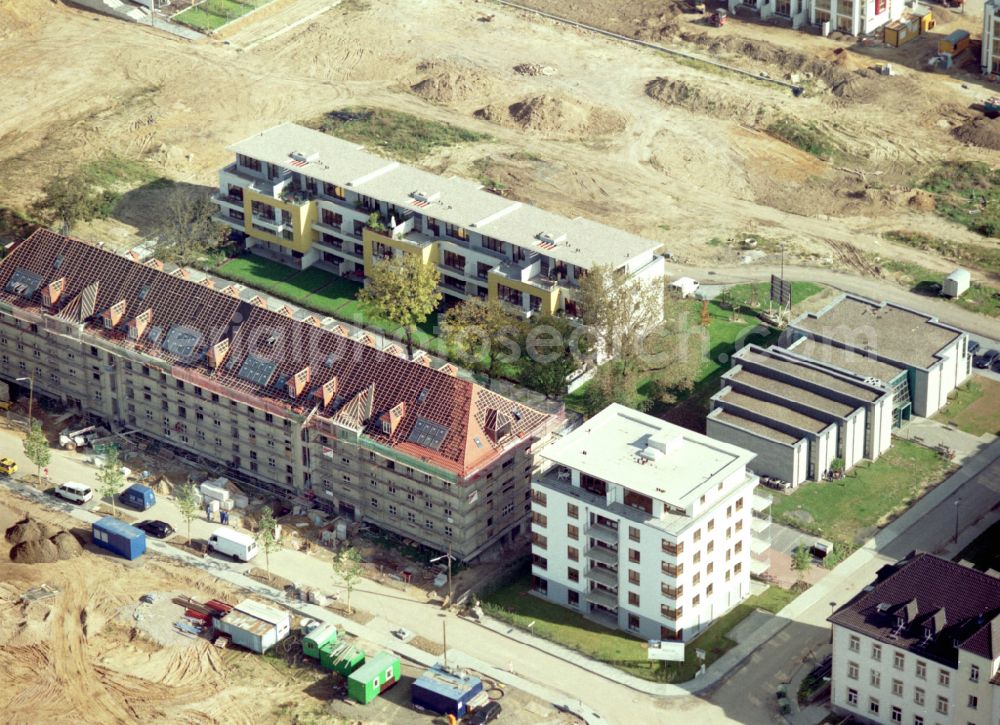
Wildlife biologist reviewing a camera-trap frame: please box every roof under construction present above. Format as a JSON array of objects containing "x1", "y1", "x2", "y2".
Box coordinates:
[{"x1": 0, "y1": 230, "x2": 551, "y2": 478}]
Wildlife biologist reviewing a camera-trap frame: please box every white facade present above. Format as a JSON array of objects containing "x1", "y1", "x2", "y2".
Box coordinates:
[
  {"x1": 984, "y1": 0, "x2": 1000, "y2": 75},
  {"x1": 810, "y1": 0, "x2": 905, "y2": 35},
  {"x1": 530, "y1": 404, "x2": 760, "y2": 642}
]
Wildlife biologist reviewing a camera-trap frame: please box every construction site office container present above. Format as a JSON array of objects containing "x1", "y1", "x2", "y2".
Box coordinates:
[
  {"x1": 214, "y1": 599, "x2": 291, "y2": 654},
  {"x1": 302, "y1": 622, "x2": 339, "y2": 659},
  {"x1": 943, "y1": 268, "x2": 971, "y2": 298},
  {"x1": 119, "y1": 483, "x2": 156, "y2": 511},
  {"x1": 347, "y1": 652, "x2": 401, "y2": 704},
  {"x1": 411, "y1": 664, "x2": 485, "y2": 717},
  {"x1": 939, "y1": 29, "x2": 970, "y2": 55},
  {"x1": 92, "y1": 517, "x2": 146, "y2": 560},
  {"x1": 319, "y1": 641, "x2": 365, "y2": 675}
]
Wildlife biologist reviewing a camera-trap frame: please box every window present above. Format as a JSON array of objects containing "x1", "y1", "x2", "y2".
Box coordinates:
[
  {"x1": 967, "y1": 694, "x2": 978, "y2": 710},
  {"x1": 914, "y1": 687, "x2": 924, "y2": 706},
  {"x1": 444, "y1": 223, "x2": 467, "y2": 241},
  {"x1": 938, "y1": 670, "x2": 950, "y2": 686},
  {"x1": 849, "y1": 635, "x2": 860, "y2": 652},
  {"x1": 869, "y1": 697, "x2": 879, "y2": 715},
  {"x1": 496, "y1": 283, "x2": 522, "y2": 306},
  {"x1": 568, "y1": 590, "x2": 579, "y2": 606},
  {"x1": 370, "y1": 497, "x2": 379, "y2": 508},
  {"x1": 890, "y1": 706, "x2": 901, "y2": 723},
  {"x1": 891, "y1": 679, "x2": 903, "y2": 696},
  {"x1": 628, "y1": 592, "x2": 639, "y2": 607},
  {"x1": 870, "y1": 670, "x2": 880, "y2": 687},
  {"x1": 567, "y1": 546, "x2": 579, "y2": 561},
  {"x1": 915, "y1": 660, "x2": 926, "y2": 679},
  {"x1": 912, "y1": 717, "x2": 922, "y2": 725},
  {"x1": 407, "y1": 512, "x2": 416, "y2": 524},
  {"x1": 935, "y1": 696, "x2": 947, "y2": 715},
  {"x1": 629, "y1": 526, "x2": 640, "y2": 542},
  {"x1": 628, "y1": 549, "x2": 640, "y2": 564},
  {"x1": 893, "y1": 652, "x2": 904, "y2": 670},
  {"x1": 847, "y1": 688, "x2": 858, "y2": 706},
  {"x1": 693, "y1": 528, "x2": 702, "y2": 543},
  {"x1": 872, "y1": 644, "x2": 882, "y2": 661},
  {"x1": 567, "y1": 524, "x2": 579, "y2": 539},
  {"x1": 567, "y1": 503, "x2": 578, "y2": 519},
  {"x1": 970, "y1": 664, "x2": 979, "y2": 682},
  {"x1": 567, "y1": 567, "x2": 579, "y2": 582},
  {"x1": 628, "y1": 570, "x2": 640, "y2": 585},
  {"x1": 693, "y1": 551, "x2": 701, "y2": 564}
]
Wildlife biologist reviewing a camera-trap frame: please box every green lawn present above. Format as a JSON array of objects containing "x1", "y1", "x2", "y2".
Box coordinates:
[
  {"x1": 771, "y1": 440, "x2": 956, "y2": 547},
  {"x1": 936, "y1": 378, "x2": 1000, "y2": 437},
  {"x1": 921, "y1": 161, "x2": 1000, "y2": 237},
  {"x1": 954, "y1": 519, "x2": 1000, "y2": 572},
  {"x1": 483, "y1": 573, "x2": 795, "y2": 682},
  {"x1": 174, "y1": 0, "x2": 266, "y2": 31},
  {"x1": 174, "y1": 6, "x2": 230, "y2": 29}
]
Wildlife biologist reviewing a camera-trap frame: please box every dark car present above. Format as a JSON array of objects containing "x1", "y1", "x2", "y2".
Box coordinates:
[
  {"x1": 468, "y1": 702, "x2": 502, "y2": 725},
  {"x1": 974, "y1": 349, "x2": 1000, "y2": 369},
  {"x1": 967, "y1": 340, "x2": 981, "y2": 356},
  {"x1": 136, "y1": 520, "x2": 174, "y2": 539}
]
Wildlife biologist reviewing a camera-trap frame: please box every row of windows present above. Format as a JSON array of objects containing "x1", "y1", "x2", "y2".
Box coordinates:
[
  {"x1": 847, "y1": 636, "x2": 968, "y2": 684},
  {"x1": 845, "y1": 687, "x2": 967, "y2": 720}
]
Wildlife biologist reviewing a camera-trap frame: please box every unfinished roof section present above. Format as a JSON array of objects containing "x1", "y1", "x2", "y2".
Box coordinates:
[
  {"x1": 830, "y1": 552, "x2": 1000, "y2": 668},
  {"x1": 227, "y1": 123, "x2": 660, "y2": 271},
  {"x1": 540, "y1": 403, "x2": 754, "y2": 504},
  {"x1": 790, "y1": 294, "x2": 963, "y2": 370},
  {"x1": 0, "y1": 230, "x2": 550, "y2": 479}
]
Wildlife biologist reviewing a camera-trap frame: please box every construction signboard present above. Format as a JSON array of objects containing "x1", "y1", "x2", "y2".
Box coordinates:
[{"x1": 770, "y1": 275, "x2": 791, "y2": 306}]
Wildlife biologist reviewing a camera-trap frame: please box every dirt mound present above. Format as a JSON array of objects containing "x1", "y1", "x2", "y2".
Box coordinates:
[
  {"x1": 907, "y1": 190, "x2": 936, "y2": 211},
  {"x1": 10, "y1": 538, "x2": 60, "y2": 564},
  {"x1": 952, "y1": 117, "x2": 1000, "y2": 150},
  {"x1": 475, "y1": 95, "x2": 626, "y2": 136},
  {"x1": 5, "y1": 517, "x2": 60, "y2": 546},
  {"x1": 411, "y1": 70, "x2": 496, "y2": 104},
  {"x1": 51, "y1": 531, "x2": 83, "y2": 560},
  {"x1": 645, "y1": 77, "x2": 769, "y2": 123},
  {"x1": 931, "y1": 5, "x2": 955, "y2": 23}
]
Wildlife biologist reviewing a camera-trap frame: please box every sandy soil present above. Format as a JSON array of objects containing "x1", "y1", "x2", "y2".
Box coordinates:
[{"x1": 0, "y1": 0, "x2": 997, "y2": 284}]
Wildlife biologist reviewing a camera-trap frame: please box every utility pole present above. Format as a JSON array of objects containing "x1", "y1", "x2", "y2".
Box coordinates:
[
  {"x1": 442, "y1": 619, "x2": 448, "y2": 669},
  {"x1": 447, "y1": 543, "x2": 453, "y2": 607}
]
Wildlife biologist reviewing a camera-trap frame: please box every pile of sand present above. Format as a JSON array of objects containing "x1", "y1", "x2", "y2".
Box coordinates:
[
  {"x1": 411, "y1": 70, "x2": 496, "y2": 103},
  {"x1": 51, "y1": 531, "x2": 83, "y2": 559},
  {"x1": 5, "y1": 517, "x2": 60, "y2": 546},
  {"x1": 645, "y1": 77, "x2": 769, "y2": 124},
  {"x1": 475, "y1": 94, "x2": 626, "y2": 136},
  {"x1": 10, "y1": 538, "x2": 60, "y2": 564},
  {"x1": 952, "y1": 117, "x2": 1000, "y2": 150},
  {"x1": 907, "y1": 190, "x2": 936, "y2": 211}
]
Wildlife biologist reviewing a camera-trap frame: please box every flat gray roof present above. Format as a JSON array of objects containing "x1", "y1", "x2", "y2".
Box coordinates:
[
  {"x1": 727, "y1": 368, "x2": 856, "y2": 417},
  {"x1": 737, "y1": 346, "x2": 884, "y2": 403},
  {"x1": 786, "y1": 338, "x2": 904, "y2": 384},
  {"x1": 539, "y1": 403, "x2": 754, "y2": 504},
  {"x1": 709, "y1": 408, "x2": 802, "y2": 446},
  {"x1": 791, "y1": 294, "x2": 962, "y2": 369},
  {"x1": 228, "y1": 123, "x2": 660, "y2": 270},
  {"x1": 714, "y1": 388, "x2": 832, "y2": 434}
]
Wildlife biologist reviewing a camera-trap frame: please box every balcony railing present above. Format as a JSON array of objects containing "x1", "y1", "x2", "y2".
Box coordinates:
[
  {"x1": 586, "y1": 566, "x2": 619, "y2": 589},
  {"x1": 585, "y1": 522, "x2": 619, "y2": 546},
  {"x1": 661, "y1": 584, "x2": 683, "y2": 600},
  {"x1": 584, "y1": 545, "x2": 618, "y2": 567},
  {"x1": 660, "y1": 605, "x2": 683, "y2": 620},
  {"x1": 585, "y1": 587, "x2": 619, "y2": 611}
]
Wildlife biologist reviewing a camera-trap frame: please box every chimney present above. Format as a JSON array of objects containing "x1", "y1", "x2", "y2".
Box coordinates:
[
  {"x1": 286, "y1": 366, "x2": 311, "y2": 398},
  {"x1": 41, "y1": 277, "x2": 65, "y2": 307},
  {"x1": 317, "y1": 377, "x2": 338, "y2": 407},
  {"x1": 380, "y1": 402, "x2": 406, "y2": 436},
  {"x1": 128, "y1": 308, "x2": 153, "y2": 341},
  {"x1": 208, "y1": 338, "x2": 230, "y2": 368},
  {"x1": 102, "y1": 299, "x2": 127, "y2": 329},
  {"x1": 277, "y1": 305, "x2": 294, "y2": 317},
  {"x1": 220, "y1": 284, "x2": 241, "y2": 298},
  {"x1": 145, "y1": 259, "x2": 164, "y2": 271},
  {"x1": 200, "y1": 277, "x2": 215, "y2": 289},
  {"x1": 438, "y1": 363, "x2": 456, "y2": 376}
]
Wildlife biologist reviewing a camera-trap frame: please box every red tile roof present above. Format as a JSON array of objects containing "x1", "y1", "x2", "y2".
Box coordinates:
[
  {"x1": 0, "y1": 230, "x2": 552, "y2": 477},
  {"x1": 829, "y1": 552, "x2": 1000, "y2": 667}
]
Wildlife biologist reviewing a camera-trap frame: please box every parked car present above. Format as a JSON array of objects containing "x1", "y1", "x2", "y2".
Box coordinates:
[
  {"x1": 967, "y1": 340, "x2": 981, "y2": 356},
  {"x1": 468, "y1": 701, "x2": 502, "y2": 724},
  {"x1": 135, "y1": 520, "x2": 174, "y2": 539},
  {"x1": 992, "y1": 357, "x2": 1000, "y2": 373},
  {"x1": 0, "y1": 457, "x2": 17, "y2": 476},
  {"x1": 119, "y1": 483, "x2": 156, "y2": 511},
  {"x1": 208, "y1": 526, "x2": 258, "y2": 561},
  {"x1": 974, "y1": 349, "x2": 1000, "y2": 369},
  {"x1": 54, "y1": 482, "x2": 93, "y2": 504}
]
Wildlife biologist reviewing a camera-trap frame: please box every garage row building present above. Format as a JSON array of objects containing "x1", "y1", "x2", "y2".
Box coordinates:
[
  {"x1": 530, "y1": 404, "x2": 770, "y2": 642},
  {"x1": 829, "y1": 552, "x2": 1000, "y2": 725},
  {"x1": 0, "y1": 229, "x2": 556, "y2": 561},
  {"x1": 707, "y1": 294, "x2": 972, "y2": 485}
]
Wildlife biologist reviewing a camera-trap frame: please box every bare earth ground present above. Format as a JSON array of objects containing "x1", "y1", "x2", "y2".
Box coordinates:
[{"x1": 0, "y1": 0, "x2": 999, "y2": 289}]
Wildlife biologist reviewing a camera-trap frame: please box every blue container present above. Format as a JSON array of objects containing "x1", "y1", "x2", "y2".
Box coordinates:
[
  {"x1": 119, "y1": 483, "x2": 156, "y2": 511},
  {"x1": 411, "y1": 665, "x2": 484, "y2": 717},
  {"x1": 92, "y1": 516, "x2": 146, "y2": 560}
]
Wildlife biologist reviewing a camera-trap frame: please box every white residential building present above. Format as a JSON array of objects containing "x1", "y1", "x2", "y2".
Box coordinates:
[
  {"x1": 983, "y1": 0, "x2": 1000, "y2": 75},
  {"x1": 810, "y1": 0, "x2": 905, "y2": 35},
  {"x1": 830, "y1": 553, "x2": 1000, "y2": 725},
  {"x1": 529, "y1": 404, "x2": 767, "y2": 643}
]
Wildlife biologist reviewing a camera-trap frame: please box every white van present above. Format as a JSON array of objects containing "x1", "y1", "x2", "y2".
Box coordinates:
[
  {"x1": 208, "y1": 527, "x2": 258, "y2": 562},
  {"x1": 55, "y1": 482, "x2": 94, "y2": 505}
]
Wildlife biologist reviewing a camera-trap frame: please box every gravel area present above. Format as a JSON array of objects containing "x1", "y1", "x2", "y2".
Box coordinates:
[{"x1": 118, "y1": 591, "x2": 202, "y2": 648}]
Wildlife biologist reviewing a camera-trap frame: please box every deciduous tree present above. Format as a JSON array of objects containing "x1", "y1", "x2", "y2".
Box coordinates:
[
  {"x1": 578, "y1": 264, "x2": 663, "y2": 368},
  {"x1": 176, "y1": 482, "x2": 200, "y2": 545},
  {"x1": 33, "y1": 173, "x2": 118, "y2": 234},
  {"x1": 97, "y1": 446, "x2": 126, "y2": 517},
  {"x1": 22, "y1": 420, "x2": 50, "y2": 486},
  {"x1": 440, "y1": 297, "x2": 521, "y2": 383},
  {"x1": 518, "y1": 314, "x2": 589, "y2": 398},
  {"x1": 359, "y1": 254, "x2": 441, "y2": 359},
  {"x1": 153, "y1": 185, "x2": 229, "y2": 265},
  {"x1": 332, "y1": 546, "x2": 364, "y2": 614},
  {"x1": 255, "y1": 505, "x2": 280, "y2": 580}
]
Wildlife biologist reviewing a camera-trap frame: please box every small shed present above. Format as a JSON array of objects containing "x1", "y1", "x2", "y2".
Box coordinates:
[
  {"x1": 669, "y1": 276, "x2": 700, "y2": 298},
  {"x1": 939, "y1": 29, "x2": 970, "y2": 55},
  {"x1": 943, "y1": 268, "x2": 971, "y2": 298},
  {"x1": 319, "y1": 641, "x2": 365, "y2": 675},
  {"x1": 302, "y1": 622, "x2": 339, "y2": 659},
  {"x1": 92, "y1": 517, "x2": 146, "y2": 560},
  {"x1": 411, "y1": 664, "x2": 485, "y2": 717},
  {"x1": 347, "y1": 651, "x2": 400, "y2": 704},
  {"x1": 214, "y1": 599, "x2": 291, "y2": 654}
]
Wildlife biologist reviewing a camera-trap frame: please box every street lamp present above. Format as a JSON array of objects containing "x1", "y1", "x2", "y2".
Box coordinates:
[
  {"x1": 953, "y1": 499, "x2": 961, "y2": 544},
  {"x1": 15, "y1": 376, "x2": 33, "y2": 431},
  {"x1": 430, "y1": 544, "x2": 455, "y2": 607}
]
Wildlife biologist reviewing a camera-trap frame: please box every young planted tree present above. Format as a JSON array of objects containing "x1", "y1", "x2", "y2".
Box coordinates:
[
  {"x1": 792, "y1": 545, "x2": 813, "y2": 572},
  {"x1": 96, "y1": 446, "x2": 126, "y2": 516},
  {"x1": 22, "y1": 420, "x2": 50, "y2": 486},
  {"x1": 255, "y1": 505, "x2": 280, "y2": 580},
  {"x1": 332, "y1": 546, "x2": 364, "y2": 614},
  {"x1": 440, "y1": 297, "x2": 522, "y2": 383},
  {"x1": 153, "y1": 185, "x2": 229, "y2": 266},
  {"x1": 359, "y1": 254, "x2": 441, "y2": 359},
  {"x1": 175, "y1": 482, "x2": 200, "y2": 545}
]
